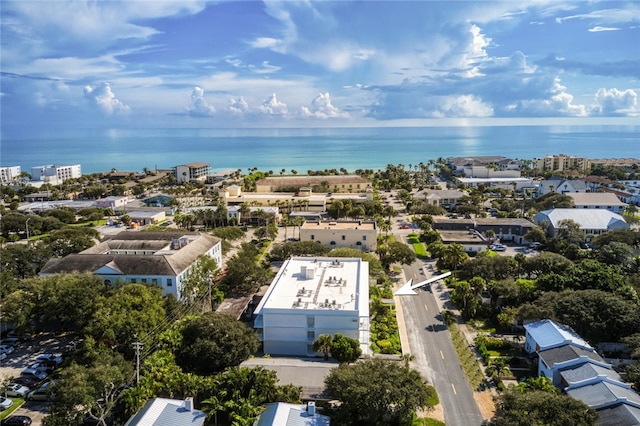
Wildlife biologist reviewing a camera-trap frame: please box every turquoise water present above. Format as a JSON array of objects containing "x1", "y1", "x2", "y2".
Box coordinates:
[{"x1": 1, "y1": 125, "x2": 638, "y2": 174}]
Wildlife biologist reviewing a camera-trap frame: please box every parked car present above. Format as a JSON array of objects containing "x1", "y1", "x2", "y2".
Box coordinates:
[
  {"x1": 13, "y1": 376, "x2": 40, "y2": 389},
  {"x1": 4, "y1": 383, "x2": 30, "y2": 398},
  {"x1": 20, "y1": 368, "x2": 47, "y2": 381},
  {"x1": 35, "y1": 354, "x2": 63, "y2": 365},
  {"x1": 1, "y1": 415, "x2": 33, "y2": 426},
  {"x1": 27, "y1": 363, "x2": 55, "y2": 375},
  {"x1": 0, "y1": 396, "x2": 13, "y2": 411},
  {"x1": 490, "y1": 244, "x2": 507, "y2": 252},
  {"x1": 0, "y1": 353, "x2": 6, "y2": 362},
  {"x1": 0, "y1": 345, "x2": 15, "y2": 355},
  {"x1": 1, "y1": 416, "x2": 32, "y2": 426},
  {"x1": 27, "y1": 382, "x2": 53, "y2": 401}
]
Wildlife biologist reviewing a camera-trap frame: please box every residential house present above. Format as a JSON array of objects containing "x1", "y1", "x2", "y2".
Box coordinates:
[
  {"x1": 533, "y1": 209, "x2": 629, "y2": 238},
  {"x1": 566, "y1": 192, "x2": 627, "y2": 214},
  {"x1": 124, "y1": 397, "x2": 205, "y2": 426},
  {"x1": 536, "y1": 179, "x2": 588, "y2": 196},
  {"x1": 253, "y1": 257, "x2": 370, "y2": 356},
  {"x1": 595, "y1": 403, "x2": 640, "y2": 426},
  {"x1": 537, "y1": 344, "x2": 608, "y2": 387},
  {"x1": 432, "y1": 217, "x2": 536, "y2": 245},
  {"x1": 300, "y1": 220, "x2": 377, "y2": 251},
  {"x1": 524, "y1": 319, "x2": 592, "y2": 355},
  {"x1": 566, "y1": 381, "x2": 640, "y2": 411},
  {"x1": 39, "y1": 231, "x2": 222, "y2": 300},
  {"x1": 253, "y1": 402, "x2": 330, "y2": 426},
  {"x1": 560, "y1": 362, "x2": 627, "y2": 391}
]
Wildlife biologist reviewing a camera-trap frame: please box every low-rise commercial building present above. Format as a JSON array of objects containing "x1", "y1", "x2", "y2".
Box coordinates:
[
  {"x1": 174, "y1": 162, "x2": 210, "y2": 183},
  {"x1": 253, "y1": 257, "x2": 370, "y2": 357},
  {"x1": 300, "y1": 220, "x2": 377, "y2": 252}
]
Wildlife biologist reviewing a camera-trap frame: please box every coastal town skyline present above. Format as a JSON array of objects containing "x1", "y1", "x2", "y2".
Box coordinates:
[{"x1": 1, "y1": 0, "x2": 639, "y2": 139}]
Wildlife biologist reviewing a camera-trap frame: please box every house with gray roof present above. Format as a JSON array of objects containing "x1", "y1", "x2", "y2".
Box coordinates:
[
  {"x1": 538, "y1": 344, "x2": 607, "y2": 387},
  {"x1": 39, "y1": 231, "x2": 222, "y2": 300},
  {"x1": 536, "y1": 179, "x2": 588, "y2": 196},
  {"x1": 524, "y1": 319, "x2": 592, "y2": 354},
  {"x1": 254, "y1": 402, "x2": 330, "y2": 426},
  {"x1": 566, "y1": 381, "x2": 640, "y2": 411},
  {"x1": 567, "y1": 192, "x2": 627, "y2": 214},
  {"x1": 124, "y1": 397, "x2": 205, "y2": 426},
  {"x1": 533, "y1": 209, "x2": 629, "y2": 238},
  {"x1": 596, "y1": 403, "x2": 640, "y2": 426},
  {"x1": 560, "y1": 362, "x2": 626, "y2": 390}
]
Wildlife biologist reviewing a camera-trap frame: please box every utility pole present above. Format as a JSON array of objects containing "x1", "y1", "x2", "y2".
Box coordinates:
[{"x1": 132, "y1": 341, "x2": 143, "y2": 384}]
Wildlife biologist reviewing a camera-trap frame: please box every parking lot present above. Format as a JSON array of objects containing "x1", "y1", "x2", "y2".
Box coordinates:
[{"x1": 0, "y1": 333, "x2": 70, "y2": 426}]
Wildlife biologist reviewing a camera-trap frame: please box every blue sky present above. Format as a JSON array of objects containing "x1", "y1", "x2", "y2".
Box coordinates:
[{"x1": 1, "y1": 0, "x2": 639, "y2": 134}]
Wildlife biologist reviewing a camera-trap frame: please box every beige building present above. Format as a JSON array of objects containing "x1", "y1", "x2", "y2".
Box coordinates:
[
  {"x1": 300, "y1": 220, "x2": 377, "y2": 251},
  {"x1": 533, "y1": 154, "x2": 591, "y2": 173},
  {"x1": 255, "y1": 175, "x2": 371, "y2": 193}
]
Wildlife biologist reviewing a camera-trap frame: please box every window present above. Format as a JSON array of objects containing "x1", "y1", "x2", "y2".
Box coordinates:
[
  {"x1": 307, "y1": 331, "x2": 315, "y2": 341},
  {"x1": 152, "y1": 279, "x2": 158, "y2": 285},
  {"x1": 167, "y1": 279, "x2": 173, "y2": 287},
  {"x1": 131, "y1": 278, "x2": 137, "y2": 283},
  {"x1": 141, "y1": 278, "x2": 147, "y2": 283},
  {"x1": 341, "y1": 235, "x2": 346, "y2": 240},
  {"x1": 362, "y1": 235, "x2": 367, "y2": 240},
  {"x1": 311, "y1": 234, "x2": 315, "y2": 240}
]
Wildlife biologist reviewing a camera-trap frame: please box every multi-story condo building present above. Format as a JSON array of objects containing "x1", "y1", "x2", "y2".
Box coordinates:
[
  {"x1": 31, "y1": 164, "x2": 82, "y2": 183},
  {"x1": 174, "y1": 162, "x2": 210, "y2": 183},
  {"x1": 253, "y1": 256, "x2": 370, "y2": 357},
  {"x1": 0, "y1": 166, "x2": 21, "y2": 184},
  {"x1": 533, "y1": 154, "x2": 591, "y2": 173}
]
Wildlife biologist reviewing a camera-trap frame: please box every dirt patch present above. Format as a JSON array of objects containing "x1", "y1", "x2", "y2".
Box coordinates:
[
  {"x1": 418, "y1": 403, "x2": 445, "y2": 422},
  {"x1": 474, "y1": 390, "x2": 496, "y2": 420}
]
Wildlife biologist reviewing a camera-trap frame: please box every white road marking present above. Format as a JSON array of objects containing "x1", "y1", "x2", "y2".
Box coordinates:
[
  {"x1": 440, "y1": 350, "x2": 444, "y2": 359},
  {"x1": 451, "y1": 383, "x2": 457, "y2": 395}
]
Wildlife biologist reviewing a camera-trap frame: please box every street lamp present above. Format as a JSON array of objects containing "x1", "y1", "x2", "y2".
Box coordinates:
[{"x1": 25, "y1": 217, "x2": 31, "y2": 243}]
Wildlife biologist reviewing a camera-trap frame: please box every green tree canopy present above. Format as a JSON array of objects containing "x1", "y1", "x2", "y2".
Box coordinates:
[
  {"x1": 324, "y1": 358, "x2": 438, "y2": 425},
  {"x1": 44, "y1": 226, "x2": 99, "y2": 257},
  {"x1": 176, "y1": 312, "x2": 259, "y2": 375},
  {"x1": 490, "y1": 388, "x2": 597, "y2": 426},
  {"x1": 330, "y1": 333, "x2": 362, "y2": 363}
]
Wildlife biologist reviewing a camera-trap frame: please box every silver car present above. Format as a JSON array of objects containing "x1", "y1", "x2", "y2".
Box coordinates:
[
  {"x1": 4, "y1": 383, "x2": 30, "y2": 398},
  {"x1": 0, "y1": 396, "x2": 14, "y2": 410}
]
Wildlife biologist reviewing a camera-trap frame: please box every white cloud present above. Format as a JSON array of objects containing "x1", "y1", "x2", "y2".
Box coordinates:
[
  {"x1": 227, "y1": 96, "x2": 250, "y2": 115},
  {"x1": 301, "y1": 93, "x2": 349, "y2": 119},
  {"x1": 249, "y1": 37, "x2": 280, "y2": 49},
  {"x1": 187, "y1": 86, "x2": 216, "y2": 117},
  {"x1": 592, "y1": 88, "x2": 638, "y2": 116},
  {"x1": 510, "y1": 78, "x2": 587, "y2": 116},
  {"x1": 259, "y1": 93, "x2": 288, "y2": 115},
  {"x1": 433, "y1": 95, "x2": 494, "y2": 118},
  {"x1": 83, "y1": 83, "x2": 131, "y2": 115},
  {"x1": 588, "y1": 26, "x2": 620, "y2": 32}
]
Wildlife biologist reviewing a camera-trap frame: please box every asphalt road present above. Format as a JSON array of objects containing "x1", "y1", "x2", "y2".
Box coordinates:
[{"x1": 399, "y1": 260, "x2": 484, "y2": 426}]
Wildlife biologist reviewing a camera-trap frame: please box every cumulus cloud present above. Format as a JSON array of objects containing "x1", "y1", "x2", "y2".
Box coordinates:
[
  {"x1": 592, "y1": 88, "x2": 638, "y2": 116},
  {"x1": 187, "y1": 86, "x2": 216, "y2": 117},
  {"x1": 432, "y1": 95, "x2": 493, "y2": 118},
  {"x1": 259, "y1": 93, "x2": 288, "y2": 115},
  {"x1": 505, "y1": 78, "x2": 587, "y2": 117},
  {"x1": 227, "y1": 96, "x2": 250, "y2": 114},
  {"x1": 83, "y1": 82, "x2": 130, "y2": 115},
  {"x1": 301, "y1": 93, "x2": 349, "y2": 119}
]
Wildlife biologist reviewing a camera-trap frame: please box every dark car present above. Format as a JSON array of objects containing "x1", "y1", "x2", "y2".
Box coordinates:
[
  {"x1": 1, "y1": 416, "x2": 32, "y2": 426},
  {"x1": 13, "y1": 376, "x2": 40, "y2": 388}
]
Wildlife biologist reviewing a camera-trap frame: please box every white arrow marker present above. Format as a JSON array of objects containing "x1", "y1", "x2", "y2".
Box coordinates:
[{"x1": 394, "y1": 271, "x2": 452, "y2": 296}]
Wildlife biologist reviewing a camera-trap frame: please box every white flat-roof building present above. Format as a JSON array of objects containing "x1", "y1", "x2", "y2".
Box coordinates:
[
  {"x1": 31, "y1": 164, "x2": 81, "y2": 184},
  {"x1": 0, "y1": 166, "x2": 21, "y2": 184},
  {"x1": 174, "y1": 162, "x2": 210, "y2": 183},
  {"x1": 254, "y1": 257, "x2": 370, "y2": 357}
]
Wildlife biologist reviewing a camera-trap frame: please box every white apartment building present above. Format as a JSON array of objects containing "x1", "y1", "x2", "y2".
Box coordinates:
[
  {"x1": 0, "y1": 166, "x2": 21, "y2": 184},
  {"x1": 39, "y1": 231, "x2": 222, "y2": 300},
  {"x1": 300, "y1": 220, "x2": 377, "y2": 252},
  {"x1": 31, "y1": 164, "x2": 82, "y2": 184},
  {"x1": 253, "y1": 257, "x2": 370, "y2": 357},
  {"x1": 174, "y1": 162, "x2": 210, "y2": 183}
]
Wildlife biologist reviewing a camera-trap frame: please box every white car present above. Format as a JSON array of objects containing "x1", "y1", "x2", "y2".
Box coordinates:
[
  {"x1": 4, "y1": 383, "x2": 30, "y2": 397},
  {"x1": 35, "y1": 353, "x2": 63, "y2": 365},
  {"x1": 0, "y1": 396, "x2": 13, "y2": 410},
  {"x1": 490, "y1": 244, "x2": 507, "y2": 252},
  {"x1": 0, "y1": 345, "x2": 14, "y2": 355}
]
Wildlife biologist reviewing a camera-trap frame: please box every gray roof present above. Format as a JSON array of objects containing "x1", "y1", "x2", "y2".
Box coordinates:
[
  {"x1": 533, "y1": 209, "x2": 629, "y2": 231},
  {"x1": 596, "y1": 403, "x2": 640, "y2": 426},
  {"x1": 567, "y1": 381, "x2": 640, "y2": 410},
  {"x1": 560, "y1": 362, "x2": 624, "y2": 388},
  {"x1": 124, "y1": 398, "x2": 206, "y2": 426},
  {"x1": 40, "y1": 231, "x2": 220, "y2": 276},
  {"x1": 539, "y1": 344, "x2": 604, "y2": 369},
  {"x1": 567, "y1": 192, "x2": 627, "y2": 207},
  {"x1": 254, "y1": 403, "x2": 330, "y2": 426},
  {"x1": 415, "y1": 189, "x2": 466, "y2": 200}
]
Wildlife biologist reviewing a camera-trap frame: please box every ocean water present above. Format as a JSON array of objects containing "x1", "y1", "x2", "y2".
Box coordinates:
[{"x1": 1, "y1": 125, "x2": 638, "y2": 174}]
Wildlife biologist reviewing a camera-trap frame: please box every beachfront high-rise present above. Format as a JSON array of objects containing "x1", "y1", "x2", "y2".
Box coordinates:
[
  {"x1": 30, "y1": 164, "x2": 81, "y2": 184},
  {"x1": 174, "y1": 162, "x2": 210, "y2": 184},
  {"x1": 533, "y1": 154, "x2": 591, "y2": 173}
]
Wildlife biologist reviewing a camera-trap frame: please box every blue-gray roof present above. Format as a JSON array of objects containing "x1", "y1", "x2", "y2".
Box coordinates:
[
  {"x1": 538, "y1": 344, "x2": 603, "y2": 369},
  {"x1": 254, "y1": 403, "x2": 330, "y2": 426},
  {"x1": 567, "y1": 381, "x2": 640, "y2": 410},
  {"x1": 525, "y1": 319, "x2": 592, "y2": 352},
  {"x1": 560, "y1": 362, "x2": 623, "y2": 389},
  {"x1": 596, "y1": 403, "x2": 640, "y2": 426},
  {"x1": 124, "y1": 398, "x2": 206, "y2": 426}
]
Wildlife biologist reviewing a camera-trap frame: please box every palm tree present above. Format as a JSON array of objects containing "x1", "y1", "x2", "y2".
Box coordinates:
[
  {"x1": 201, "y1": 391, "x2": 227, "y2": 426},
  {"x1": 312, "y1": 334, "x2": 333, "y2": 360}
]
